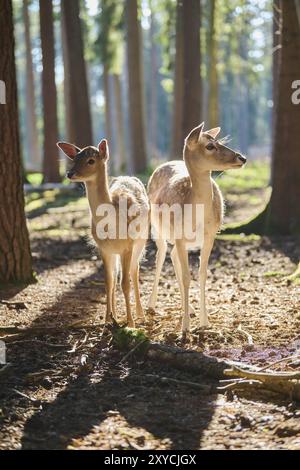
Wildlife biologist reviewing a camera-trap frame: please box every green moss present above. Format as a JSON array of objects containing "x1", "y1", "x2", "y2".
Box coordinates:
[
  {"x1": 217, "y1": 233, "x2": 261, "y2": 242},
  {"x1": 263, "y1": 271, "x2": 286, "y2": 278},
  {"x1": 287, "y1": 263, "x2": 300, "y2": 285},
  {"x1": 112, "y1": 325, "x2": 149, "y2": 353},
  {"x1": 27, "y1": 173, "x2": 43, "y2": 185}
]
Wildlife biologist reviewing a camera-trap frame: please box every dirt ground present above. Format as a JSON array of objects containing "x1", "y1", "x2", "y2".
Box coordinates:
[{"x1": 0, "y1": 183, "x2": 300, "y2": 450}]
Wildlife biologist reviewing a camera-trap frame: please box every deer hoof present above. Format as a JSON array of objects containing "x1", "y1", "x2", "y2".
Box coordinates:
[
  {"x1": 181, "y1": 330, "x2": 190, "y2": 343},
  {"x1": 136, "y1": 310, "x2": 146, "y2": 321}
]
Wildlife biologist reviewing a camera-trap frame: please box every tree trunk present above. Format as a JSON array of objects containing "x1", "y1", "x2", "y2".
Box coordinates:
[
  {"x1": 61, "y1": 14, "x2": 71, "y2": 142},
  {"x1": 268, "y1": 0, "x2": 300, "y2": 234},
  {"x1": 149, "y1": 7, "x2": 158, "y2": 159},
  {"x1": 126, "y1": 0, "x2": 147, "y2": 174},
  {"x1": 171, "y1": 0, "x2": 184, "y2": 159},
  {"x1": 271, "y1": 0, "x2": 282, "y2": 183},
  {"x1": 39, "y1": 0, "x2": 61, "y2": 183},
  {"x1": 181, "y1": 0, "x2": 202, "y2": 140},
  {"x1": 113, "y1": 73, "x2": 126, "y2": 172},
  {"x1": 237, "y1": 9, "x2": 249, "y2": 155},
  {"x1": 295, "y1": 0, "x2": 300, "y2": 26},
  {"x1": 23, "y1": 0, "x2": 40, "y2": 172},
  {"x1": 0, "y1": 0, "x2": 32, "y2": 283},
  {"x1": 103, "y1": 64, "x2": 115, "y2": 170},
  {"x1": 207, "y1": 0, "x2": 219, "y2": 129},
  {"x1": 61, "y1": 0, "x2": 93, "y2": 148}
]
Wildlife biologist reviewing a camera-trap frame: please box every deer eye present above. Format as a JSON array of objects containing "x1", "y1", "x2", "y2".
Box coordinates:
[
  {"x1": 206, "y1": 143, "x2": 216, "y2": 151},
  {"x1": 87, "y1": 159, "x2": 95, "y2": 165}
]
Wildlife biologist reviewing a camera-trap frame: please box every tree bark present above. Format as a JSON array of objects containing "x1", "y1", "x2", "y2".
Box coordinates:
[
  {"x1": 207, "y1": 0, "x2": 219, "y2": 129},
  {"x1": 39, "y1": 0, "x2": 61, "y2": 183},
  {"x1": 126, "y1": 0, "x2": 147, "y2": 173},
  {"x1": 23, "y1": 0, "x2": 40, "y2": 172},
  {"x1": 61, "y1": 0, "x2": 93, "y2": 148},
  {"x1": 149, "y1": 7, "x2": 158, "y2": 159},
  {"x1": 269, "y1": 0, "x2": 300, "y2": 234},
  {"x1": 103, "y1": 64, "x2": 114, "y2": 169},
  {"x1": 0, "y1": 0, "x2": 33, "y2": 283},
  {"x1": 181, "y1": 0, "x2": 202, "y2": 140},
  {"x1": 224, "y1": 0, "x2": 300, "y2": 236},
  {"x1": 271, "y1": 0, "x2": 282, "y2": 183},
  {"x1": 171, "y1": 0, "x2": 184, "y2": 159},
  {"x1": 61, "y1": 14, "x2": 71, "y2": 142},
  {"x1": 113, "y1": 73, "x2": 126, "y2": 172},
  {"x1": 295, "y1": 0, "x2": 300, "y2": 26}
]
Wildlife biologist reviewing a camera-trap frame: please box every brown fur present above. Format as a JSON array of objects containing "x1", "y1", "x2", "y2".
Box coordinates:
[
  {"x1": 147, "y1": 124, "x2": 246, "y2": 333},
  {"x1": 57, "y1": 140, "x2": 149, "y2": 328}
]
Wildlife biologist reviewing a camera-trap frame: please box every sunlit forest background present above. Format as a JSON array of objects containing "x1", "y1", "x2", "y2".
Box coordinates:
[{"x1": 14, "y1": 0, "x2": 273, "y2": 179}]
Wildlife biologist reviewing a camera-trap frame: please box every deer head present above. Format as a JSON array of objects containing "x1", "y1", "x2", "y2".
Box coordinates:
[
  {"x1": 184, "y1": 123, "x2": 247, "y2": 172},
  {"x1": 57, "y1": 140, "x2": 109, "y2": 182}
]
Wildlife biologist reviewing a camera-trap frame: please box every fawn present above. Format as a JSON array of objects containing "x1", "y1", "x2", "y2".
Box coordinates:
[
  {"x1": 147, "y1": 122, "x2": 246, "y2": 335},
  {"x1": 57, "y1": 139, "x2": 149, "y2": 327}
]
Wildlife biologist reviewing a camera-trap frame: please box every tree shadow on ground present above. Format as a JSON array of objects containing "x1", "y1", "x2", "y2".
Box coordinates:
[
  {"x1": 0, "y1": 241, "x2": 217, "y2": 450},
  {"x1": 2, "y1": 233, "x2": 298, "y2": 449},
  {"x1": 30, "y1": 235, "x2": 97, "y2": 276},
  {"x1": 20, "y1": 348, "x2": 217, "y2": 450}
]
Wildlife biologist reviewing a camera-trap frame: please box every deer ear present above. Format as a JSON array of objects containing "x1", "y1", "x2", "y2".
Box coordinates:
[
  {"x1": 185, "y1": 122, "x2": 205, "y2": 148},
  {"x1": 57, "y1": 142, "x2": 81, "y2": 160},
  {"x1": 206, "y1": 127, "x2": 221, "y2": 139},
  {"x1": 98, "y1": 139, "x2": 109, "y2": 161}
]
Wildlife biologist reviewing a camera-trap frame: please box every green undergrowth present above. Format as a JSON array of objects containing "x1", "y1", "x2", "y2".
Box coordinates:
[{"x1": 112, "y1": 325, "x2": 150, "y2": 353}]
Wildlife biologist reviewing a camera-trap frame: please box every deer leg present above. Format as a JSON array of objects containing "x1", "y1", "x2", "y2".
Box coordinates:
[
  {"x1": 102, "y1": 253, "x2": 115, "y2": 324},
  {"x1": 111, "y1": 255, "x2": 118, "y2": 319},
  {"x1": 130, "y1": 240, "x2": 146, "y2": 320},
  {"x1": 175, "y1": 241, "x2": 190, "y2": 334},
  {"x1": 121, "y1": 250, "x2": 135, "y2": 327},
  {"x1": 148, "y1": 238, "x2": 167, "y2": 310},
  {"x1": 171, "y1": 246, "x2": 195, "y2": 315},
  {"x1": 199, "y1": 235, "x2": 214, "y2": 327}
]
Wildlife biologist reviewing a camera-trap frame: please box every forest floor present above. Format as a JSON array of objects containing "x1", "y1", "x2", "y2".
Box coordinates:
[{"x1": 1, "y1": 163, "x2": 300, "y2": 450}]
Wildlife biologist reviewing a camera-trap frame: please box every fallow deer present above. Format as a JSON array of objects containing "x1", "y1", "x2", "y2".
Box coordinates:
[
  {"x1": 57, "y1": 139, "x2": 149, "y2": 327},
  {"x1": 147, "y1": 123, "x2": 246, "y2": 335}
]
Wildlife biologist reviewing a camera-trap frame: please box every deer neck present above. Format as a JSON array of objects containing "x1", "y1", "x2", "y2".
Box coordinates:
[
  {"x1": 185, "y1": 159, "x2": 213, "y2": 203},
  {"x1": 85, "y1": 164, "x2": 112, "y2": 222}
]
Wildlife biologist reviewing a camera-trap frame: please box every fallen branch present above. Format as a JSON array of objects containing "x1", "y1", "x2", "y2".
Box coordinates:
[
  {"x1": 7, "y1": 339, "x2": 68, "y2": 348},
  {"x1": 223, "y1": 366, "x2": 300, "y2": 400},
  {"x1": 258, "y1": 354, "x2": 300, "y2": 372},
  {"x1": 143, "y1": 373, "x2": 214, "y2": 393},
  {"x1": 110, "y1": 322, "x2": 259, "y2": 380},
  {"x1": 25, "y1": 361, "x2": 92, "y2": 384},
  {"x1": 11, "y1": 388, "x2": 38, "y2": 403},
  {"x1": 218, "y1": 379, "x2": 263, "y2": 392},
  {"x1": 110, "y1": 323, "x2": 300, "y2": 400}
]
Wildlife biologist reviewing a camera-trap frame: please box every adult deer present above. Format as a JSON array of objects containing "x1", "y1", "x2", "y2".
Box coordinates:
[
  {"x1": 147, "y1": 123, "x2": 246, "y2": 335},
  {"x1": 57, "y1": 139, "x2": 149, "y2": 327}
]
